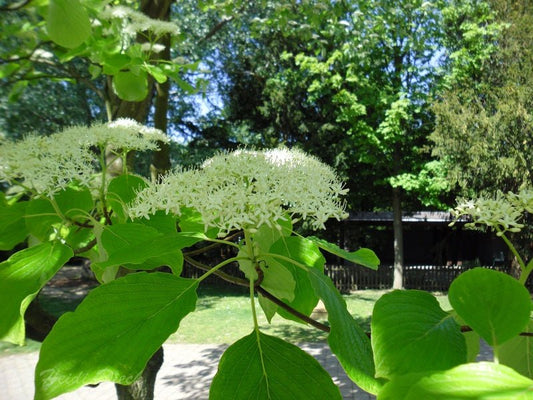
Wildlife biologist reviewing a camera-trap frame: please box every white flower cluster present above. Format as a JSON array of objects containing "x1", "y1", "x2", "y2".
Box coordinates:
[
  {"x1": 130, "y1": 148, "x2": 348, "y2": 235},
  {"x1": 99, "y1": 6, "x2": 180, "y2": 38},
  {"x1": 0, "y1": 120, "x2": 167, "y2": 195},
  {"x1": 453, "y1": 188, "x2": 533, "y2": 235},
  {"x1": 0, "y1": 134, "x2": 95, "y2": 195}
]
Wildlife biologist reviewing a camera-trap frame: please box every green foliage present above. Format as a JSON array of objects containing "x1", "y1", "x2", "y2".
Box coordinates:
[
  {"x1": 398, "y1": 362, "x2": 533, "y2": 399},
  {"x1": 372, "y1": 290, "x2": 466, "y2": 379},
  {"x1": 0, "y1": 0, "x2": 200, "y2": 110},
  {"x1": 0, "y1": 200, "x2": 28, "y2": 250},
  {"x1": 0, "y1": 242, "x2": 72, "y2": 345},
  {"x1": 449, "y1": 268, "x2": 531, "y2": 347},
  {"x1": 1, "y1": 97, "x2": 532, "y2": 400},
  {"x1": 35, "y1": 272, "x2": 198, "y2": 399},
  {"x1": 431, "y1": 0, "x2": 533, "y2": 195},
  {"x1": 210, "y1": 331, "x2": 342, "y2": 400},
  {"x1": 47, "y1": 0, "x2": 91, "y2": 49},
  {"x1": 308, "y1": 269, "x2": 380, "y2": 394}
]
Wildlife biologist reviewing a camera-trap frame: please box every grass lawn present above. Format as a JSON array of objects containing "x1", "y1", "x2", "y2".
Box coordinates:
[
  {"x1": 168, "y1": 286, "x2": 452, "y2": 344},
  {"x1": 0, "y1": 286, "x2": 451, "y2": 356}
]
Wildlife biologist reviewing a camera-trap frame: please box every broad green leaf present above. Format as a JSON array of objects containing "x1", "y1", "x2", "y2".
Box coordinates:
[
  {"x1": 25, "y1": 188, "x2": 94, "y2": 240},
  {"x1": 144, "y1": 64, "x2": 168, "y2": 83},
  {"x1": 268, "y1": 236, "x2": 325, "y2": 322},
  {"x1": 0, "y1": 201, "x2": 28, "y2": 250},
  {"x1": 35, "y1": 272, "x2": 198, "y2": 400},
  {"x1": 239, "y1": 223, "x2": 297, "y2": 315},
  {"x1": 308, "y1": 236, "x2": 380, "y2": 270},
  {"x1": 54, "y1": 186, "x2": 94, "y2": 222},
  {"x1": 112, "y1": 70, "x2": 149, "y2": 102},
  {"x1": 210, "y1": 330, "x2": 341, "y2": 400},
  {"x1": 372, "y1": 290, "x2": 466, "y2": 379},
  {"x1": 94, "y1": 230, "x2": 203, "y2": 276},
  {"x1": 102, "y1": 53, "x2": 131, "y2": 75},
  {"x1": 450, "y1": 310, "x2": 481, "y2": 363},
  {"x1": 25, "y1": 198, "x2": 61, "y2": 240},
  {"x1": 0, "y1": 242, "x2": 72, "y2": 345},
  {"x1": 47, "y1": 0, "x2": 91, "y2": 48},
  {"x1": 178, "y1": 207, "x2": 219, "y2": 238},
  {"x1": 308, "y1": 268, "x2": 380, "y2": 394},
  {"x1": 378, "y1": 373, "x2": 428, "y2": 400},
  {"x1": 449, "y1": 268, "x2": 531, "y2": 347},
  {"x1": 238, "y1": 247, "x2": 296, "y2": 303},
  {"x1": 499, "y1": 320, "x2": 533, "y2": 378},
  {"x1": 258, "y1": 293, "x2": 278, "y2": 322},
  {"x1": 405, "y1": 362, "x2": 533, "y2": 399},
  {"x1": 135, "y1": 210, "x2": 178, "y2": 234},
  {"x1": 107, "y1": 174, "x2": 148, "y2": 223}
]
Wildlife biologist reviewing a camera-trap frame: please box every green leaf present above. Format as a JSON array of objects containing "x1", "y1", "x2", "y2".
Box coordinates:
[
  {"x1": 372, "y1": 290, "x2": 466, "y2": 379},
  {"x1": 112, "y1": 70, "x2": 149, "y2": 102},
  {"x1": 8, "y1": 80, "x2": 28, "y2": 102},
  {"x1": 238, "y1": 223, "x2": 297, "y2": 318},
  {"x1": 144, "y1": 64, "x2": 168, "y2": 84},
  {"x1": 405, "y1": 362, "x2": 533, "y2": 399},
  {"x1": 107, "y1": 174, "x2": 148, "y2": 223},
  {"x1": 135, "y1": 210, "x2": 178, "y2": 234},
  {"x1": 210, "y1": 330, "x2": 342, "y2": 400},
  {"x1": 25, "y1": 188, "x2": 94, "y2": 241},
  {"x1": 308, "y1": 268, "x2": 381, "y2": 394},
  {"x1": 54, "y1": 186, "x2": 94, "y2": 222},
  {"x1": 499, "y1": 320, "x2": 533, "y2": 379},
  {"x1": 47, "y1": 0, "x2": 91, "y2": 48},
  {"x1": 35, "y1": 272, "x2": 198, "y2": 400},
  {"x1": 308, "y1": 236, "x2": 380, "y2": 270},
  {"x1": 25, "y1": 198, "x2": 61, "y2": 241},
  {"x1": 0, "y1": 201, "x2": 28, "y2": 250},
  {"x1": 267, "y1": 236, "x2": 325, "y2": 322},
  {"x1": 178, "y1": 207, "x2": 219, "y2": 238},
  {"x1": 238, "y1": 247, "x2": 296, "y2": 303},
  {"x1": 102, "y1": 53, "x2": 131, "y2": 75},
  {"x1": 94, "y1": 228, "x2": 203, "y2": 276},
  {"x1": 449, "y1": 268, "x2": 531, "y2": 347},
  {"x1": 378, "y1": 373, "x2": 428, "y2": 400},
  {"x1": 0, "y1": 242, "x2": 73, "y2": 345}
]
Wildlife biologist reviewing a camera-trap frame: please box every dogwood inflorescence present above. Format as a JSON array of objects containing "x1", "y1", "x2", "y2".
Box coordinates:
[
  {"x1": 0, "y1": 119, "x2": 167, "y2": 195},
  {"x1": 452, "y1": 188, "x2": 533, "y2": 235},
  {"x1": 130, "y1": 148, "x2": 348, "y2": 235}
]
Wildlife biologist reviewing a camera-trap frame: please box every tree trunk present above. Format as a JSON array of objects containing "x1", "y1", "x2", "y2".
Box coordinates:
[
  {"x1": 150, "y1": 9, "x2": 172, "y2": 181},
  {"x1": 115, "y1": 347, "x2": 164, "y2": 400},
  {"x1": 392, "y1": 186, "x2": 404, "y2": 289},
  {"x1": 110, "y1": 2, "x2": 173, "y2": 398}
]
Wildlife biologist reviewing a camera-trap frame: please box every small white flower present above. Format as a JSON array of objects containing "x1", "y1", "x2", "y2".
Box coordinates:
[
  {"x1": 130, "y1": 148, "x2": 348, "y2": 235},
  {"x1": 0, "y1": 120, "x2": 167, "y2": 196},
  {"x1": 99, "y1": 6, "x2": 180, "y2": 38},
  {"x1": 453, "y1": 188, "x2": 531, "y2": 234}
]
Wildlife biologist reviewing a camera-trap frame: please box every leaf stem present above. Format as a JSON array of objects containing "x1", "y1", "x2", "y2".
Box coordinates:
[
  {"x1": 258, "y1": 252, "x2": 309, "y2": 272},
  {"x1": 195, "y1": 256, "x2": 245, "y2": 283},
  {"x1": 498, "y1": 230, "x2": 529, "y2": 284}
]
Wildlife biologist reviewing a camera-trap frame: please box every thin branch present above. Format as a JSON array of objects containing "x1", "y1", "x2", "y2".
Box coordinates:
[
  {"x1": 184, "y1": 256, "x2": 248, "y2": 286},
  {"x1": 198, "y1": 16, "x2": 234, "y2": 44},
  {"x1": 74, "y1": 238, "x2": 97, "y2": 255},
  {"x1": 255, "y1": 286, "x2": 331, "y2": 334},
  {"x1": 0, "y1": 0, "x2": 32, "y2": 11},
  {"x1": 460, "y1": 325, "x2": 533, "y2": 337}
]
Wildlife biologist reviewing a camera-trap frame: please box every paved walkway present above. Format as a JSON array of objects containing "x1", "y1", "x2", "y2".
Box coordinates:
[{"x1": 0, "y1": 342, "x2": 375, "y2": 400}]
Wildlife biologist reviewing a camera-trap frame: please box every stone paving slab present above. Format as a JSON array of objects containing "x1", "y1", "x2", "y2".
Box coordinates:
[{"x1": 0, "y1": 343, "x2": 375, "y2": 400}]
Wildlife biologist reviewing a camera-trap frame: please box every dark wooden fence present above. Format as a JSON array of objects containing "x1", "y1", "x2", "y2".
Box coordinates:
[
  {"x1": 325, "y1": 263, "x2": 532, "y2": 293},
  {"x1": 183, "y1": 261, "x2": 533, "y2": 293}
]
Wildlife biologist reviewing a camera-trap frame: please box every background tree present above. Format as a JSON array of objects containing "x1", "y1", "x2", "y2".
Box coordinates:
[
  {"x1": 198, "y1": 0, "x2": 498, "y2": 288},
  {"x1": 431, "y1": 0, "x2": 531, "y2": 196}
]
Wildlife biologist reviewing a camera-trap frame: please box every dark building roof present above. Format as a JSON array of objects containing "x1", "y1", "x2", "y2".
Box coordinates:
[{"x1": 347, "y1": 211, "x2": 468, "y2": 224}]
